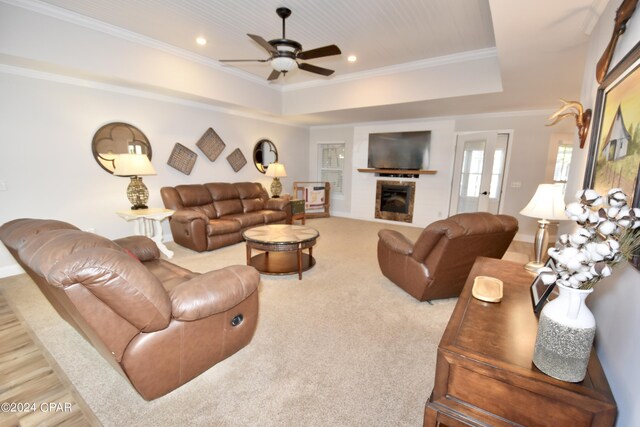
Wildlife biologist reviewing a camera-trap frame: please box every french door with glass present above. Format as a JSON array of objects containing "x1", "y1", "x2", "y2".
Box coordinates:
[{"x1": 449, "y1": 132, "x2": 509, "y2": 215}]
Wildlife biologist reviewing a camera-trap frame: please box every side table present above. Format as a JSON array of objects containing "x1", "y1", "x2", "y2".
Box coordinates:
[
  {"x1": 424, "y1": 257, "x2": 616, "y2": 426},
  {"x1": 290, "y1": 199, "x2": 306, "y2": 225},
  {"x1": 116, "y1": 208, "x2": 175, "y2": 258}
]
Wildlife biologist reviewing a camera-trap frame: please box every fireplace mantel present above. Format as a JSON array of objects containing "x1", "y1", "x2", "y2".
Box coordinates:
[{"x1": 357, "y1": 168, "x2": 437, "y2": 175}]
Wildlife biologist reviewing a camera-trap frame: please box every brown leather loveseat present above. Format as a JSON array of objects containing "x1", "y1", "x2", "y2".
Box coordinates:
[
  {"x1": 377, "y1": 212, "x2": 518, "y2": 302},
  {"x1": 161, "y1": 182, "x2": 291, "y2": 252},
  {"x1": 0, "y1": 218, "x2": 260, "y2": 400}
]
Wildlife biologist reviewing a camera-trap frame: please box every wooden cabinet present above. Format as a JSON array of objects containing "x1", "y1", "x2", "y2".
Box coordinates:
[{"x1": 424, "y1": 257, "x2": 616, "y2": 427}]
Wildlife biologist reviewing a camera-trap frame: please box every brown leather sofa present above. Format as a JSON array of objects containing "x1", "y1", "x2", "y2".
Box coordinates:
[
  {"x1": 377, "y1": 212, "x2": 518, "y2": 301},
  {"x1": 0, "y1": 218, "x2": 260, "y2": 400},
  {"x1": 161, "y1": 182, "x2": 291, "y2": 252}
]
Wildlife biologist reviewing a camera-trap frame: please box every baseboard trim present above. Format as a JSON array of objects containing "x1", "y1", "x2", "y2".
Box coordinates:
[{"x1": 0, "y1": 264, "x2": 24, "y2": 279}]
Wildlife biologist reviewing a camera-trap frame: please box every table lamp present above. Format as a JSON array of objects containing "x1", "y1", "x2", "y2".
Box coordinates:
[
  {"x1": 113, "y1": 153, "x2": 157, "y2": 210},
  {"x1": 520, "y1": 183, "x2": 567, "y2": 271},
  {"x1": 266, "y1": 162, "x2": 287, "y2": 198}
]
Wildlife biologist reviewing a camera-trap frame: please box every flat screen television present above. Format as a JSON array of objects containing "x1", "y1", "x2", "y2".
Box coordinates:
[{"x1": 367, "y1": 131, "x2": 430, "y2": 170}]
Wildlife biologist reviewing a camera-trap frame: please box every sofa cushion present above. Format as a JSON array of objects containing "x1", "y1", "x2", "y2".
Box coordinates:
[
  {"x1": 19, "y1": 229, "x2": 122, "y2": 277},
  {"x1": 242, "y1": 198, "x2": 265, "y2": 213},
  {"x1": 259, "y1": 210, "x2": 287, "y2": 223},
  {"x1": 205, "y1": 183, "x2": 239, "y2": 201},
  {"x1": 234, "y1": 182, "x2": 266, "y2": 200},
  {"x1": 211, "y1": 199, "x2": 240, "y2": 217},
  {"x1": 46, "y1": 248, "x2": 172, "y2": 332},
  {"x1": 0, "y1": 218, "x2": 79, "y2": 251},
  {"x1": 176, "y1": 185, "x2": 212, "y2": 207},
  {"x1": 223, "y1": 212, "x2": 265, "y2": 228},
  {"x1": 189, "y1": 204, "x2": 216, "y2": 219},
  {"x1": 145, "y1": 259, "x2": 198, "y2": 292},
  {"x1": 207, "y1": 219, "x2": 242, "y2": 236}
]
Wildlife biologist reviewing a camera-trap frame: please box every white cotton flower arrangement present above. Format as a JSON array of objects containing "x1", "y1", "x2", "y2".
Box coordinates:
[{"x1": 541, "y1": 188, "x2": 640, "y2": 290}]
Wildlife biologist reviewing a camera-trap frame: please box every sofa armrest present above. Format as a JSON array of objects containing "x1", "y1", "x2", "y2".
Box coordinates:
[
  {"x1": 378, "y1": 229, "x2": 414, "y2": 256},
  {"x1": 169, "y1": 265, "x2": 259, "y2": 321},
  {"x1": 171, "y1": 209, "x2": 209, "y2": 224},
  {"x1": 265, "y1": 198, "x2": 290, "y2": 211},
  {"x1": 113, "y1": 236, "x2": 160, "y2": 262}
]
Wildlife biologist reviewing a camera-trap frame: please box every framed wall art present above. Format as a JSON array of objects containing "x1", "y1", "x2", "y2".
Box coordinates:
[
  {"x1": 585, "y1": 40, "x2": 640, "y2": 209},
  {"x1": 585, "y1": 40, "x2": 640, "y2": 270}
]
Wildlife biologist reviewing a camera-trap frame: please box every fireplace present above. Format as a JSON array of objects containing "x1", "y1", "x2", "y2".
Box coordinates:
[{"x1": 375, "y1": 180, "x2": 416, "y2": 223}]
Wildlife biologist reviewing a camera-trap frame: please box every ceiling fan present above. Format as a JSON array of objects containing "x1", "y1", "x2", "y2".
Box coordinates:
[{"x1": 220, "y1": 7, "x2": 341, "y2": 81}]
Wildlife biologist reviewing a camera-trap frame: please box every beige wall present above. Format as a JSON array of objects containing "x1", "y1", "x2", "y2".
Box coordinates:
[
  {"x1": 310, "y1": 112, "x2": 573, "y2": 241},
  {"x1": 0, "y1": 72, "x2": 309, "y2": 276}
]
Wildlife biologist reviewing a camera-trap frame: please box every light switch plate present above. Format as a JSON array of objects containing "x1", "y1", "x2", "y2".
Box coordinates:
[{"x1": 0, "y1": 180, "x2": 7, "y2": 191}]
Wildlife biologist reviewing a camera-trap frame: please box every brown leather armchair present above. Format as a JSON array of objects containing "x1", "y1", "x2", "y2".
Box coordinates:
[
  {"x1": 377, "y1": 212, "x2": 518, "y2": 301},
  {"x1": 0, "y1": 218, "x2": 260, "y2": 400}
]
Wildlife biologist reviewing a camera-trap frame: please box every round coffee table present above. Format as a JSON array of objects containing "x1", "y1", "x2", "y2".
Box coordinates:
[{"x1": 242, "y1": 224, "x2": 319, "y2": 280}]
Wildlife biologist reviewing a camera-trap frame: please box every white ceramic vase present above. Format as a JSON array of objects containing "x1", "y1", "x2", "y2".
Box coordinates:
[{"x1": 532, "y1": 283, "x2": 596, "y2": 382}]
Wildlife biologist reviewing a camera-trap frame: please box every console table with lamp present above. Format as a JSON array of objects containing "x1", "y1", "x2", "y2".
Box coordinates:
[
  {"x1": 519, "y1": 183, "x2": 568, "y2": 271},
  {"x1": 113, "y1": 153, "x2": 174, "y2": 258}
]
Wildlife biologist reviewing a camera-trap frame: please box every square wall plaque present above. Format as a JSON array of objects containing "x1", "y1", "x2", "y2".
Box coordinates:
[
  {"x1": 196, "y1": 128, "x2": 226, "y2": 161},
  {"x1": 167, "y1": 143, "x2": 197, "y2": 175},
  {"x1": 226, "y1": 148, "x2": 247, "y2": 172}
]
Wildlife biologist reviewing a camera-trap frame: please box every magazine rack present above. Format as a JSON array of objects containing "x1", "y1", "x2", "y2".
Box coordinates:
[{"x1": 292, "y1": 182, "x2": 330, "y2": 219}]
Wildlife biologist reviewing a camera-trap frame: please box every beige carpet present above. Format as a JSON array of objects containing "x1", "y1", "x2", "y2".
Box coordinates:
[{"x1": 0, "y1": 217, "x2": 462, "y2": 426}]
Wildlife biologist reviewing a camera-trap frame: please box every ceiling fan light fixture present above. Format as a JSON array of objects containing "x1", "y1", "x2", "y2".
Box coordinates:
[{"x1": 271, "y1": 56, "x2": 296, "y2": 72}]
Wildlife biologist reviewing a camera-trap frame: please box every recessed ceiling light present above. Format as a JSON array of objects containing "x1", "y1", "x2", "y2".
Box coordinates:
[
  {"x1": 196, "y1": 37, "x2": 207, "y2": 46},
  {"x1": 347, "y1": 55, "x2": 357, "y2": 62}
]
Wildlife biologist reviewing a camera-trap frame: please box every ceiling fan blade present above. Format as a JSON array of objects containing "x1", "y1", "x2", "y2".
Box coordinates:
[
  {"x1": 267, "y1": 69, "x2": 281, "y2": 81},
  {"x1": 248, "y1": 34, "x2": 278, "y2": 54},
  {"x1": 219, "y1": 59, "x2": 270, "y2": 63},
  {"x1": 297, "y1": 45, "x2": 341, "y2": 60},
  {"x1": 298, "y1": 62, "x2": 335, "y2": 76}
]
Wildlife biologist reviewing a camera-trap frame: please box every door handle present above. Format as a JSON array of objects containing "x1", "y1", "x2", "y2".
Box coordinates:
[{"x1": 481, "y1": 191, "x2": 489, "y2": 195}]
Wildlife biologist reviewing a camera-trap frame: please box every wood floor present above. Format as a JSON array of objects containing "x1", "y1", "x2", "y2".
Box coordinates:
[{"x1": 0, "y1": 292, "x2": 100, "y2": 427}]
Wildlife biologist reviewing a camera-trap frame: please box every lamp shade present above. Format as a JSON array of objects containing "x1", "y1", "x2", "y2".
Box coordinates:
[
  {"x1": 113, "y1": 154, "x2": 156, "y2": 177},
  {"x1": 520, "y1": 183, "x2": 567, "y2": 220},
  {"x1": 272, "y1": 56, "x2": 296, "y2": 71},
  {"x1": 265, "y1": 162, "x2": 287, "y2": 178}
]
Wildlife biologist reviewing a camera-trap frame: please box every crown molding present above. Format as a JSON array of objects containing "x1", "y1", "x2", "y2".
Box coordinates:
[
  {"x1": 309, "y1": 108, "x2": 553, "y2": 130},
  {"x1": 282, "y1": 48, "x2": 498, "y2": 92},
  {"x1": 3, "y1": 0, "x2": 501, "y2": 97},
  {"x1": 2, "y1": 0, "x2": 271, "y2": 88},
  {"x1": 0, "y1": 63, "x2": 307, "y2": 128}
]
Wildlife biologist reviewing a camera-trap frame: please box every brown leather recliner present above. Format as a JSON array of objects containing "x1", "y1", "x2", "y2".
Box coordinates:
[
  {"x1": 377, "y1": 212, "x2": 518, "y2": 302},
  {"x1": 161, "y1": 182, "x2": 291, "y2": 252},
  {"x1": 0, "y1": 218, "x2": 260, "y2": 400}
]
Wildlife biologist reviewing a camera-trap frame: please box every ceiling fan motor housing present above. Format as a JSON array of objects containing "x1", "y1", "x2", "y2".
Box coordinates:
[
  {"x1": 220, "y1": 6, "x2": 340, "y2": 79},
  {"x1": 269, "y1": 39, "x2": 300, "y2": 72}
]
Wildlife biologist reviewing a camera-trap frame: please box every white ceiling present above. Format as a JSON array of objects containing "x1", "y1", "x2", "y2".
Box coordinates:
[{"x1": 13, "y1": 0, "x2": 605, "y2": 124}]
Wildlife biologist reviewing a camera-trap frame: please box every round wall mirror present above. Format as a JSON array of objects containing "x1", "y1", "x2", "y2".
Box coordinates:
[
  {"x1": 92, "y1": 122, "x2": 152, "y2": 174},
  {"x1": 253, "y1": 139, "x2": 278, "y2": 174}
]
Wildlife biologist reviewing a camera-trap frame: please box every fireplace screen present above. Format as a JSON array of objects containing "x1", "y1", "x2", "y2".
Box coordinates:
[{"x1": 375, "y1": 180, "x2": 416, "y2": 223}]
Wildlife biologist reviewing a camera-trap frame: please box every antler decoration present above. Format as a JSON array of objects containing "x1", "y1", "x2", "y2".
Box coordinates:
[
  {"x1": 547, "y1": 99, "x2": 592, "y2": 149},
  {"x1": 596, "y1": 0, "x2": 638, "y2": 83}
]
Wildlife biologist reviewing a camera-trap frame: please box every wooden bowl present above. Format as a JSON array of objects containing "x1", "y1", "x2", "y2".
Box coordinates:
[{"x1": 472, "y1": 276, "x2": 503, "y2": 303}]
